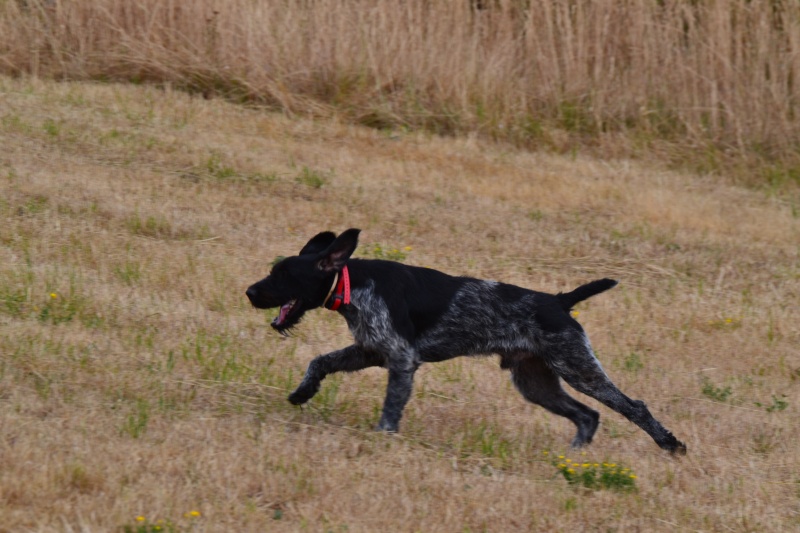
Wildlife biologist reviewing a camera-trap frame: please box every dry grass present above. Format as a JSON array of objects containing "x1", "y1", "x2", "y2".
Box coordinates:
[
  {"x1": 1, "y1": 74, "x2": 799, "y2": 531},
  {"x1": 3, "y1": 0, "x2": 800, "y2": 183}
]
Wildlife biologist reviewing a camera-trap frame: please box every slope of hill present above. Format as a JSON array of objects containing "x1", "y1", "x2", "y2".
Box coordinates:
[{"x1": 1, "y1": 75, "x2": 798, "y2": 531}]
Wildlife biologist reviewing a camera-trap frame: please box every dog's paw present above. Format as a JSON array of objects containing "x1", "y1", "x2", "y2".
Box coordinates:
[
  {"x1": 374, "y1": 420, "x2": 399, "y2": 433},
  {"x1": 660, "y1": 433, "x2": 687, "y2": 456},
  {"x1": 569, "y1": 436, "x2": 591, "y2": 449},
  {"x1": 287, "y1": 388, "x2": 314, "y2": 405},
  {"x1": 670, "y1": 440, "x2": 688, "y2": 456}
]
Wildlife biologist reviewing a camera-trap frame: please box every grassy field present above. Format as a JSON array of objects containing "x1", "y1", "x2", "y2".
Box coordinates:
[
  {"x1": 1, "y1": 74, "x2": 799, "y2": 531},
  {"x1": 4, "y1": 0, "x2": 800, "y2": 184}
]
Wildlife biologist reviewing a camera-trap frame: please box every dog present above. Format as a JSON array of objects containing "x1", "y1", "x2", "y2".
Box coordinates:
[{"x1": 246, "y1": 229, "x2": 686, "y2": 454}]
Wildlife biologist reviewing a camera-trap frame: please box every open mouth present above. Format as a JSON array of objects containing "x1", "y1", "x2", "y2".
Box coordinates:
[{"x1": 272, "y1": 299, "x2": 300, "y2": 331}]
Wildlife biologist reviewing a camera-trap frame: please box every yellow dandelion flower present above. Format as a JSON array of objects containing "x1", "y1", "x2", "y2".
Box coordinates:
[
  {"x1": 558, "y1": 463, "x2": 566, "y2": 468},
  {"x1": 189, "y1": 510, "x2": 201, "y2": 518},
  {"x1": 136, "y1": 516, "x2": 145, "y2": 522},
  {"x1": 571, "y1": 311, "x2": 580, "y2": 318},
  {"x1": 593, "y1": 463, "x2": 599, "y2": 468},
  {"x1": 565, "y1": 458, "x2": 571, "y2": 463},
  {"x1": 567, "y1": 468, "x2": 575, "y2": 474},
  {"x1": 558, "y1": 455, "x2": 565, "y2": 459},
  {"x1": 609, "y1": 463, "x2": 616, "y2": 468},
  {"x1": 542, "y1": 451, "x2": 549, "y2": 455},
  {"x1": 50, "y1": 293, "x2": 58, "y2": 299},
  {"x1": 725, "y1": 318, "x2": 733, "y2": 323},
  {"x1": 629, "y1": 474, "x2": 637, "y2": 479},
  {"x1": 582, "y1": 463, "x2": 590, "y2": 468},
  {"x1": 403, "y1": 246, "x2": 413, "y2": 251}
]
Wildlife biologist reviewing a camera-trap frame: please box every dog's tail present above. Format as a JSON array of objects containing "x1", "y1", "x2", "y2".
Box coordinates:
[{"x1": 557, "y1": 278, "x2": 618, "y2": 311}]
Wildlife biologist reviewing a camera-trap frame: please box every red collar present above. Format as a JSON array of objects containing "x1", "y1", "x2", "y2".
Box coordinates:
[{"x1": 323, "y1": 265, "x2": 350, "y2": 311}]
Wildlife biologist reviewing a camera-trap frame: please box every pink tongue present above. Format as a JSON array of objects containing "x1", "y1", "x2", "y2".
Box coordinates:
[{"x1": 276, "y1": 302, "x2": 293, "y2": 324}]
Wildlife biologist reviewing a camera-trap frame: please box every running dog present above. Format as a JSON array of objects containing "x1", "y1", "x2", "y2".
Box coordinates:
[{"x1": 246, "y1": 229, "x2": 686, "y2": 454}]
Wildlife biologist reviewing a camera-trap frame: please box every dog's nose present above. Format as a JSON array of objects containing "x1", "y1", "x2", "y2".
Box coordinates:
[{"x1": 245, "y1": 287, "x2": 257, "y2": 303}]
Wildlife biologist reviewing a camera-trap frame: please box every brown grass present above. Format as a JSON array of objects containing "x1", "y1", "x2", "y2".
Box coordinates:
[
  {"x1": 1, "y1": 74, "x2": 799, "y2": 531},
  {"x1": 3, "y1": 0, "x2": 800, "y2": 184}
]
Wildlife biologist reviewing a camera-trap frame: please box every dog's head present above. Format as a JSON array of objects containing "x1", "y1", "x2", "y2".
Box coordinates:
[{"x1": 245, "y1": 228, "x2": 360, "y2": 333}]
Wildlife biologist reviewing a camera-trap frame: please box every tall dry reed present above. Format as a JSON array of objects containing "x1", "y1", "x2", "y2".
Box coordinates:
[{"x1": 3, "y1": 0, "x2": 800, "y2": 177}]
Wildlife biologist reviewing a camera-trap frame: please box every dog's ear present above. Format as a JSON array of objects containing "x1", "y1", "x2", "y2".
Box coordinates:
[
  {"x1": 299, "y1": 231, "x2": 337, "y2": 256},
  {"x1": 316, "y1": 228, "x2": 360, "y2": 272}
]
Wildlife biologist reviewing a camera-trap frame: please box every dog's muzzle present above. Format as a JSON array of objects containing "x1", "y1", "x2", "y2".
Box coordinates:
[{"x1": 245, "y1": 287, "x2": 257, "y2": 303}]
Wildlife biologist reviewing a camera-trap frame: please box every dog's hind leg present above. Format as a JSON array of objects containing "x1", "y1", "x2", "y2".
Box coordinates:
[
  {"x1": 548, "y1": 337, "x2": 687, "y2": 455},
  {"x1": 288, "y1": 344, "x2": 384, "y2": 405},
  {"x1": 507, "y1": 354, "x2": 600, "y2": 448}
]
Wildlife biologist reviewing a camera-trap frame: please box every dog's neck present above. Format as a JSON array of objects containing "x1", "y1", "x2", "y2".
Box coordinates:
[{"x1": 323, "y1": 265, "x2": 351, "y2": 311}]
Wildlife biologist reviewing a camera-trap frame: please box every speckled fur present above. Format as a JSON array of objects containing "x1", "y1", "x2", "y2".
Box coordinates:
[{"x1": 247, "y1": 229, "x2": 686, "y2": 454}]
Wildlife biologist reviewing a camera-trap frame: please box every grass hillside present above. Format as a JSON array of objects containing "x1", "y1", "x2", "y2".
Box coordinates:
[
  {"x1": 1, "y1": 75, "x2": 799, "y2": 531},
  {"x1": 4, "y1": 0, "x2": 800, "y2": 184}
]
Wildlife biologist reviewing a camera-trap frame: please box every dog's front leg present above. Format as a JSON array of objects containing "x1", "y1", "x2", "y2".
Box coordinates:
[
  {"x1": 288, "y1": 344, "x2": 384, "y2": 405},
  {"x1": 376, "y1": 356, "x2": 420, "y2": 432}
]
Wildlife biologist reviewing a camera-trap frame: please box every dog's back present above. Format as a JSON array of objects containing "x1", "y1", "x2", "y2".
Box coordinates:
[{"x1": 342, "y1": 259, "x2": 612, "y2": 363}]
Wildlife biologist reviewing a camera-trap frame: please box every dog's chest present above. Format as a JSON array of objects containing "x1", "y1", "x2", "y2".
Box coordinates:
[{"x1": 341, "y1": 285, "x2": 409, "y2": 352}]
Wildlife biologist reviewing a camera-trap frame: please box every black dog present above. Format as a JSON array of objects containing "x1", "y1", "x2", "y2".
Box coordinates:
[{"x1": 246, "y1": 229, "x2": 686, "y2": 454}]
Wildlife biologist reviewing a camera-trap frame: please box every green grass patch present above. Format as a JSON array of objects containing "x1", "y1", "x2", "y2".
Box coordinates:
[
  {"x1": 206, "y1": 152, "x2": 238, "y2": 180},
  {"x1": 549, "y1": 452, "x2": 638, "y2": 492},
  {"x1": 453, "y1": 421, "x2": 515, "y2": 469},
  {"x1": 755, "y1": 394, "x2": 788, "y2": 413},
  {"x1": 180, "y1": 330, "x2": 262, "y2": 384},
  {"x1": 126, "y1": 213, "x2": 174, "y2": 239},
  {"x1": 621, "y1": 352, "x2": 645, "y2": 373},
  {"x1": 114, "y1": 260, "x2": 142, "y2": 285},
  {"x1": 701, "y1": 377, "x2": 733, "y2": 403},
  {"x1": 0, "y1": 265, "x2": 101, "y2": 327},
  {"x1": 358, "y1": 243, "x2": 412, "y2": 262},
  {"x1": 295, "y1": 166, "x2": 329, "y2": 189},
  {"x1": 122, "y1": 399, "x2": 150, "y2": 439},
  {"x1": 122, "y1": 511, "x2": 202, "y2": 533}
]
